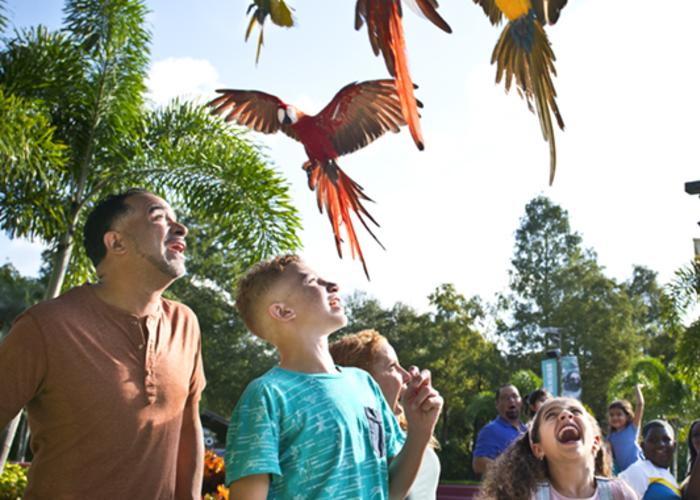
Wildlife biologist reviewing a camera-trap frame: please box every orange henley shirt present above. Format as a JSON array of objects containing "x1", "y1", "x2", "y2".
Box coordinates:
[{"x1": 0, "y1": 284, "x2": 206, "y2": 499}]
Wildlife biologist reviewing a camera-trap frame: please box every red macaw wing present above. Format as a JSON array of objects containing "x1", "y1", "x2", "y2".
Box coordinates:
[
  {"x1": 406, "y1": 0, "x2": 452, "y2": 33},
  {"x1": 312, "y1": 79, "x2": 407, "y2": 157},
  {"x1": 354, "y1": 0, "x2": 431, "y2": 150},
  {"x1": 473, "y1": 0, "x2": 503, "y2": 25},
  {"x1": 531, "y1": 0, "x2": 568, "y2": 25},
  {"x1": 206, "y1": 89, "x2": 299, "y2": 141},
  {"x1": 304, "y1": 159, "x2": 384, "y2": 279}
]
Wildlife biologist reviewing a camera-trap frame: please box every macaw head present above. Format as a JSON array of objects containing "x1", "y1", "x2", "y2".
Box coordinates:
[{"x1": 277, "y1": 105, "x2": 298, "y2": 125}]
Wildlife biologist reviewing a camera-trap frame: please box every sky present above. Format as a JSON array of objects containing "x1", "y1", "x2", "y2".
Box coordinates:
[{"x1": 2, "y1": 0, "x2": 700, "y2": 313}]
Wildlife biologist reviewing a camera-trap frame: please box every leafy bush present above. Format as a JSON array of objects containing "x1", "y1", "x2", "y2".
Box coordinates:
[
  {"x1": 202, "y1": 449, "x2": 229, "y2": 500},
  {"x1": 0, "y1": 462, "x2": 27, "y2": 500}
]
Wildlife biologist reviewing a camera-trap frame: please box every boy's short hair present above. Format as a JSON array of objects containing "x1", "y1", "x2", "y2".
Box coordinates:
[
  {"x1": 642, "y1": 419, "x2": 675, "y2": 440},
  {"x1": 235, "y1": 254, "x2": 301, "y2": 337}
]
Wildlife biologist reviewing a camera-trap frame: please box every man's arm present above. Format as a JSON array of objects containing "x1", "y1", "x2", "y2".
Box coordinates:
[
  {"x1": 471, "y1": 424, "x2": 495, "y2": 477},
  {"x1": 388, "y1": 367, "x2": 443, "y2": 500},
  {"x1": 0, "y1": 314, "x2": 46, "y2": 429},
  {"x1": 228, "y1": 474, "x2": 270, "y2": 500},
  {"x1": 472, "y1": 456, "x2": 493, "y2": 477},
  {"x1": 175, "y1": 399, "x2": 204, "y2": 500}
]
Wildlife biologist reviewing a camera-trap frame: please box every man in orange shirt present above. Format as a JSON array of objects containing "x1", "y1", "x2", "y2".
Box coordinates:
[{"x1": 0, "y1": 189, "x2": 206, "y2": 499}]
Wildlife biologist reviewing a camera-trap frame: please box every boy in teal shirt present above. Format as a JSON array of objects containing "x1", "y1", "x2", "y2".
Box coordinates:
[{"x1": 225, "y1": 255, "x2": 443, "y2": 499}]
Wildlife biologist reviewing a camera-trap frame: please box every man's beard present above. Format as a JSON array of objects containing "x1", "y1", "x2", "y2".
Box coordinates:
[
  {"x1": 138, "y1": 245, "x2": 186, "y2": 279},
  {"x1": 152, "y1": 256, "x2": 185, "y2": 278}
]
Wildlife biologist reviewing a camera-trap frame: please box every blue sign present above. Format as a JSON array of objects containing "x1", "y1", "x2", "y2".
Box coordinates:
[
  {"x1": 541, "y1": 358, "x2": 558, "y2": 397},
  {"x1": 560, "y1": 355, "x2": 582, "y2": 400}
]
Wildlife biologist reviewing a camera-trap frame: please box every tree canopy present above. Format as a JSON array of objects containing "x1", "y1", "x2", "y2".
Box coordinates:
[{"x1": 0, "y1": 0, "x2": 301, "y2": 299}]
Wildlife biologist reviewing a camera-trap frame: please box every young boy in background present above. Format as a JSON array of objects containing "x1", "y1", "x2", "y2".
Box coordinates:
[
  {"x1": 619, "y1": 420, "x2": 681, "y2": 499},
  {"x1": 225, "y1": 255, "x2": 443, "y2": 499}
]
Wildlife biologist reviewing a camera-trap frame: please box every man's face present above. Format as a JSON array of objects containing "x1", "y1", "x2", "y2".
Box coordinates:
[
  {"x1": 642, "y1": 425, "x2": 676, "y2": 469},
  {"x1": 496, "y1": 385, "x2": 522, "y2": 421},
  {"x1": 115, "y1": 193, "x2": 188, "y2": 279}
]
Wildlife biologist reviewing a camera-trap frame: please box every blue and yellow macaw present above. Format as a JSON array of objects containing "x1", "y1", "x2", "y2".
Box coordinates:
[{"x1": 473, "y1": 0, "x2": 568, "y2": 185}]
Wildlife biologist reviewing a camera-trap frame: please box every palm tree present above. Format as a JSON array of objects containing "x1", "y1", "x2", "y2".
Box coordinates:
[{"x1": 0, "y1": 0, "x2": 301, "y2": 471}]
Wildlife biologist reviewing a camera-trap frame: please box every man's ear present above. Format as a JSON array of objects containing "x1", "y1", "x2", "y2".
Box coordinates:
[
  {"x1": 103, "y1": 231, "x2": 127, "y2": 256},
  {"x1": 592, "y1": 434, "x2": 601, "y2": 454},
  {"x1": 268, "y1": 302, "x2": 296, "y2": 322},
  {"x1": 530, "y1": 442, "x2": 545, "y2": 460}
]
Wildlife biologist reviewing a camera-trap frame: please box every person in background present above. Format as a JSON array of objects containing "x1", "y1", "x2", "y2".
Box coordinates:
[
  {"x1": 0, "y1": 189, "x2": 206, "y2": 499},
  {"x1": 478, "y1": 397, "x2": 636, "y2": 499},
  {"x1": 681, "y1": 419, "x2": 700, "y2": 497},
  {"x1": 330, "y1": 329, "x2": 441, "y2": 500},
  {"x1": 525, "y1": 388, "x2": 553, "y2": 420},
  {"x1": 619, "y1": 419, "x2": 681, "y2": 499},
  {"x1": 472, "y1": 384, "x2": 528, "y2": 477},
  {"x1": 608, "y1": 384, "x2": 645, "y2": 473}
]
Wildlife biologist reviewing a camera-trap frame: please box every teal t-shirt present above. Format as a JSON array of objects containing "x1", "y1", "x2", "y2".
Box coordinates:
[{"x1": 225, "y1": 366, "x2": 403, "y2": 499}]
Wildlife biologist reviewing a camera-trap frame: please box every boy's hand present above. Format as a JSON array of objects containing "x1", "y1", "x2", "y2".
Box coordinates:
[{"x1": 401, "y1": 366, "x2": 443, "y2": 441}]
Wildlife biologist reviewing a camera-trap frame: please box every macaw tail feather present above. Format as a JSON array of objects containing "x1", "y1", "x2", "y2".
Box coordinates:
[
  {"x1": 304, "y1": 159, "x2": 384, "y2": 280},
  {"x1": 412, "y1": 0, "x2": 452, "y2": 33},
  {"x1": 387, "y1": 1, "x2": 425, "y2": 151},
  {"x1": 492, "y1": 12, "x2": 565, "y2": 185},
  {"x1": 355, "y1": 0, "x2": 424, "y2": 151}
]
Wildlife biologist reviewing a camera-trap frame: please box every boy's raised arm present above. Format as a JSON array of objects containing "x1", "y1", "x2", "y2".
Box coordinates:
[
  {"x1": 229, "y1": 473, "x2": 270, "y2": 500},
  {"x1": 388, "y1": 367, "x2": 443, "y2": 500}
]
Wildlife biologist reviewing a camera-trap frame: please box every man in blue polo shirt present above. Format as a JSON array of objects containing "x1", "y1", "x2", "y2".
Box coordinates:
[{"x1": 472, "y1": 384, "x2": 527, "y2": 477}]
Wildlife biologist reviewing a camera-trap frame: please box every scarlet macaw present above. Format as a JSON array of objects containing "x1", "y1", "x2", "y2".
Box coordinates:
[
  {"x1": 208, "y1": 79, "x2": 410, "y2": 278},
  {"x1": 474, "y1": 0, "x2": 568, "y2": 184},
  {"x1": 355, "y1": 0, "x2": 452, "y2": 151}
]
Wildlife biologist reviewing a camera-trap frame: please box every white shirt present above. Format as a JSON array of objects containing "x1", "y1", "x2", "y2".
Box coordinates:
[{"x1": 619, "y1": 458, "x2": 680, "y2": 498}]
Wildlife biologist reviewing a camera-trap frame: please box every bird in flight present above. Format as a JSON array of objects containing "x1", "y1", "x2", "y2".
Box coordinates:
[
  {"x1": 355, "y1": 0, "x2": 452, "y2": 151},
  {"x1": 208, "y1": 79, "x2": 412, "y2": 278},
  {"x1": 244, "y1": 0, "x2": 294, "y2": 64},
  {"x1": 473, "y1": 0, "x2": 568, "y2": 184}
]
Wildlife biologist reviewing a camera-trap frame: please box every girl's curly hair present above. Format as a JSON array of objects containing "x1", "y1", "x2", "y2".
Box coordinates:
[{"x1": 478, "y1": 397, "x2": 611, "y2": 500}]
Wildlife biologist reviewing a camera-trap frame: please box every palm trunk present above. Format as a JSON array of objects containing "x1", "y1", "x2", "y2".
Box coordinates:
[
  {"x1": 0, "y1": 414, "x2": 20, "y2": 469},
  {"x1": 45, "y1": 229, "x2": 76, "y2": 300}
]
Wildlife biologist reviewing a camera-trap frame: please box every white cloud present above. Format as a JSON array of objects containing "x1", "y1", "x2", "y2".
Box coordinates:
[{"x1": 146, "y1": 57, "x2": 223, "y2": 107}]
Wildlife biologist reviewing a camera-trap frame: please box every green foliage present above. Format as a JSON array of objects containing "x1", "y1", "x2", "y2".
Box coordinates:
[
  {"x1": 668, "y1": 261, "x2": 700, "y2": 316},
  {"x1": 0, "y1": 0, "x2": 301, "y2": 297},
  {"x1": 676, "y1": 319, "x2": 700, "y2": 393},
  {"x1": 510, "y1": 369, "x2": 542, "y2": 398},
  {"x1": 167, "y1": 277, "x2": 277, "y2": 416},
  {"x1": 0, "y1": 0, "x2": 6, "y2": 34},
  {"x1": 497, "y1": 195, "x2": 659, "y2": 417},
  {"x1": 0, "y1": 264, "x2": 44, "y2": 336},
  {"x1": 608, "y1": 357, "x2": 692, "y2": 424},
  {"x1": 0, "y1": 86, "x2": 68, "y2": 242},
  {"x1": 0, "y1": 462, "x2": 27, "y2": 500}
]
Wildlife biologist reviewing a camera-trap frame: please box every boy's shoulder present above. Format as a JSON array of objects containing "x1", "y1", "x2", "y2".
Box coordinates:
[{"x1": 239, "y1": 366, "x2": 379, "y2": 401}]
